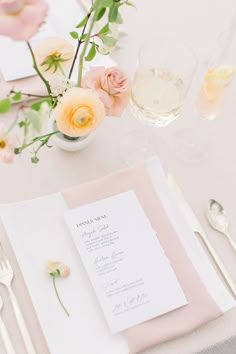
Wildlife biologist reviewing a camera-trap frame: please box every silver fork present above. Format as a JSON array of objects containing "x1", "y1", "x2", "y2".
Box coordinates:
[
  {"x1": 0, "y1": 250, "x2": 37, "y2": 354},
  {"x1": 0, "y1": 294, "x2": 16, "y2": 354}
]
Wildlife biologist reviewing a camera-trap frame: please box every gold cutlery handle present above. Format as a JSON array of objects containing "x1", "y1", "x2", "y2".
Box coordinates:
[
  {"x1": 8, "y1": 286, "x2": 37, "y2": 354},
  {"x1": 197, "y1": 232, "x2": 236, "y2": 298},
  {"x1": 0, "y1": 315, "x2": 16, "y2": 354}
]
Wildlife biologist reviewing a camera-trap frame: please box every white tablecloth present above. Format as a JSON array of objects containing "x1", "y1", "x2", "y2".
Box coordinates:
[{"x1": 1, "y1": 1, "x2": 236, "y2": 353}]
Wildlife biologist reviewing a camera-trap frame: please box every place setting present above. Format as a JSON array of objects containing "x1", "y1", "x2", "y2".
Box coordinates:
[
  {"x1": 0, "y1": 155, "x2": 235, "y2": 354},
  {"x1": 0, "y1": 1, "x2": 236, "y2": 354}
]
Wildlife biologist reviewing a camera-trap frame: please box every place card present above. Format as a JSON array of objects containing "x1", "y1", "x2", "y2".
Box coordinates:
[
  {"x1": 0, "y1": 20, "x2": 56, "y2": 82},
  {"x1": 65, "y1": 191, "x2": 187, "y2": 333}
]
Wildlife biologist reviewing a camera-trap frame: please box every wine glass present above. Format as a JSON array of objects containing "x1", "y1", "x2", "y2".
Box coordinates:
[
  {"x1": 130, "y1": 37, "x2": 197, "y2": 126},
  {"x1": 121, "y1": 36, "x2": 197, "y2": 165}
]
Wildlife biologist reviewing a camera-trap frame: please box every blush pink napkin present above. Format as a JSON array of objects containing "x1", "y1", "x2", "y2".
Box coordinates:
[{"x1": 62, "y1": 163, "x2": 223, "y2": 354}]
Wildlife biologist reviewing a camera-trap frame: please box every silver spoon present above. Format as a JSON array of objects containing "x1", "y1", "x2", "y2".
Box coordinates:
[{"x1": 207, "y1": 199, "x2": 236, "y2": 253}]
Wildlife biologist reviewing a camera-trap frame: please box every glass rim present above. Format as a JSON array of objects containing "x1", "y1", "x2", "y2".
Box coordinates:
[{"x1": 138, "y1": 35, "x2": 198, "y2": 73}]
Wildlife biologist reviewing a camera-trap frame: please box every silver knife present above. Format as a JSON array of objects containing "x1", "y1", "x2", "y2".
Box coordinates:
[{"x1": 167, "y1": 174, "x2": 236, "y2": 299}]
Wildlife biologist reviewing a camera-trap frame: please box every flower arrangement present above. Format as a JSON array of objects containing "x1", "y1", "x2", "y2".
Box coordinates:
[{"x1": 0, "y1": 0, "x2": 133, "y2": 163}]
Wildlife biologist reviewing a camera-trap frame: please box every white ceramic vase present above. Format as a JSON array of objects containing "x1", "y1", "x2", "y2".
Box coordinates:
[{"x1": 48, "y1": 116, "x2": 95, "y2": 152}]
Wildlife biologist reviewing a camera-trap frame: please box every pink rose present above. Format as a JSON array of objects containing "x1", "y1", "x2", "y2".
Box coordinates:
[
  {"x1": 0, "y1": 0, "x2": 48, "y2": 41},
  {"x1": 82, "y1": 66, "x2": 131, "y2": 117}
]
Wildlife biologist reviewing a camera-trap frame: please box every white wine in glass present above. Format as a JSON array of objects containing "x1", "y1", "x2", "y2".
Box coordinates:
[
  {"x1": 130, "y1": 37, "x2": 197, "y2": 127},
  {"x1": 131, "y1": 68, "x2": 186, "y2": 126}
]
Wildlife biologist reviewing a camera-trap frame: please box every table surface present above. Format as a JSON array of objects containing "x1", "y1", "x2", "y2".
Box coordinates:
[{"x1": 1, "y1": 0, "x2": 236, "y2": 353}]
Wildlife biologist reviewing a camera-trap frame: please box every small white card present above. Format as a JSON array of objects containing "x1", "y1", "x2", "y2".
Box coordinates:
[
  {"x1": 0, "y1": 20, "x2": 56, "y2": 82},
  {"x1": 65, "y1": 191, "x2": 187, "y2": 333},
  {"x1": 0, "y1": 0, "x2": 80, "y2": 82}
]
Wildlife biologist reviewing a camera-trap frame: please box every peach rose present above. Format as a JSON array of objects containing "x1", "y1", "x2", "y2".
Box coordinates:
[
  {"x1": 0, "y1": 0, "x2": 48, "y2": 41},
  {"x1": 82, "y1": 66, "x2": 131, "y2": 116},
  {"x1": 54, "y1": 87, "x2": 105, "y2": 137},
  {"x1": 45, "y1": 261, "x2": 70, "y2": 278},
  {"x1": 34, "y1": 37, "x2": 74, "y2": 75}
]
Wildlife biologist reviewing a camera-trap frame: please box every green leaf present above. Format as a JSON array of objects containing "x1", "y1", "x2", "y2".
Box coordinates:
[
  {"x1": 70, "y1": 31, "x2": 79, "y2": 39},
  {"x1": 99, "y1": 0, "x2": 113, "y2": 8},
  {"x1": 25, "y1": 110, "x2": 42, "y2": 133},
  {"x1": 0, "y1": 98, "x2": 11, "y2": 113},
  {"x1": 115, "y1": 12, "x2": 123, "y2": 24},
  {"x1": 76, "y1": 15, "x2": 88, "y2": 28},
  {"x1": 80, "y1": 33, "x2": 88, "y2": 41},
  {"x1": 85, "y1": 42, "x2": 97, "y2": 61},
  {"x1": 31, "y1": 98, "x2": 52, "y2": 111},
  {"x1": 99, "y1": 23, "x2": 110, "y2": 35},
  {"x1": 14, "y1": 147, "x2": 21, "y2": 155},
  {"x1": 12, "y1": 92, "x2": 22, "y2": 101},
  {"x1": 97, "y1": 45, "x2": 111, "y2": 55},
  {"x1": 31, "y1": 156, "x2": 39, "y2": 164},
  {"x1": 102, "y1": 35, "x2": 117, "y2": 47},
  {"x1": 108, "y1": 4, "x2": 119, "y2": 22},
  {"x1": 18, "y1": 121, "x2": 26, "y2": 128},
  {"x1": 96, "y1": 7, "x2": 106, "y2": 21}
]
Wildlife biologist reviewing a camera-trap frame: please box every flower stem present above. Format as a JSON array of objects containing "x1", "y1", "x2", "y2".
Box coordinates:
[
  {"x1": 58, "y1": 64, "x2": 71, "y2": 87},
  {"x1": 77, "y1": 0, "x2": 101, "y2": 87},
  {"x1": 26, "y1": 41, "x2": 52, "y2": 98},
  {"x1": 15, "y1": 130, "x2": 59, "y2": 154},
  {"x1": 52, "y1": 276, "x2": 70, "y2": 317},
  {"x1": 69, "y1": 12, "x2": 91, "y2": 80},
  {"x1": 10, "y1": 90, "x2": 48, "y2": 99},
  {"x1": 2, "y1": 110, "x2": 21, "y2": 139}
]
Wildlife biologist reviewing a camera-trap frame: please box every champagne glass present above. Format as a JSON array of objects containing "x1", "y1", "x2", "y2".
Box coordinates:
[
  {"x1": 196, "y1": 31, "x2": 236, "y2": 120},
  {"x1": 121, "y1": 36, "x2": 197, "y2": 165}
]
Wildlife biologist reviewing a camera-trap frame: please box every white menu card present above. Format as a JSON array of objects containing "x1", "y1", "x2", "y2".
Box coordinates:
[{"x1": 65, "y1": 191, "x2": 187, "y2": 333}]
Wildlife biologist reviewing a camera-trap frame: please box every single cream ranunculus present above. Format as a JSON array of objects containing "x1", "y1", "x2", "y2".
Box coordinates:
[
  {"x1": 45, "y1": 261, "x2": 70, "y2": 278},
  {"x1": 0, "y1": 0, "x2": 48, "y2": 41},
  {"x1": 34, "y1": 37, "x2": 74, "y2": 75},
  {"x1": 54, "y1": 87, "x2": 105, "y2": 137}
]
